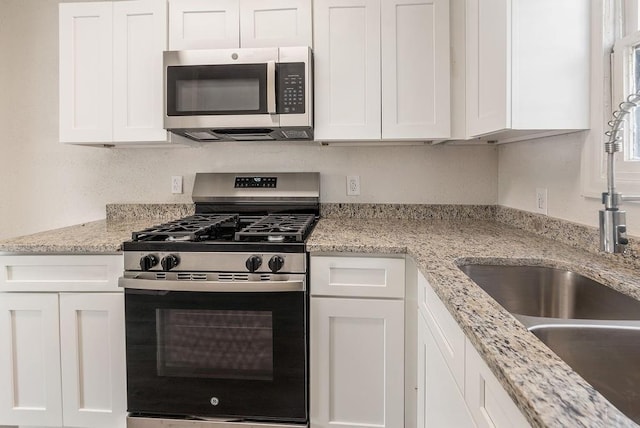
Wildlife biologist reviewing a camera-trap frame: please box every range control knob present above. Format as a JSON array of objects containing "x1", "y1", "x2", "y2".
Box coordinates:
[
  {"x1": 245, "y1": 255, "x2": 263, "y2": 272},
  {"x1": 161, "y1": 254, "x2": 180, "y2": 271},
  {"x1": 268, "y1": 255, "x2": 285, "y2": 273},
  {"x1": 139, "y1": 254, "x2": 158, "y2": 271}
]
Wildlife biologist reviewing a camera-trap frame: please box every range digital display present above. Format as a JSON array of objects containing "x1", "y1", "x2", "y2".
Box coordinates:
[{"x1": 234, "y1": 176, "x2": 277, "y2": 188}]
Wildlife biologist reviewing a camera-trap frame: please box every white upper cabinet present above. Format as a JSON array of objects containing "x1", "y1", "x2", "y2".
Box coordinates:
[
  {"x1": 59, "y1": 0, "x2": 169, "y2": 146},
  {"x1": 314, "y1": 0, "x2": 450, "y2": 142},
  {"x1": 169, "y1": 0, "x2": 240, "y2": 49},
  {"x1": 113, "y1": 0, "x2": 168, "y2": 143},
  {"x1": 240, "y1": 0, "x2": 313, "y2": 48},
  {"x1": 169, "y1": 0, "x2": 312, "y2": 50},
  {"x1": 59, "y1": 2, "x2": 113, "y2": 143},
  {"x1": 314, "y1": 0, "x2": 381, "y2": 141},
  {"x1": 381, "y1": 0, "x2": 450, "y2": 139},
  {"x1": 464, "y1": 0, "x2": 590, "y2": 143}
]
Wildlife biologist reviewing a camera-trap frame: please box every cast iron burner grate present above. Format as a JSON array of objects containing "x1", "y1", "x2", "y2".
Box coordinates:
[
  {"x1": 131, "y1": 214, "x2": 239, "y2": 242},
  {"x1": 235, "y1": 214, "x2": 316, "y2": 242}
]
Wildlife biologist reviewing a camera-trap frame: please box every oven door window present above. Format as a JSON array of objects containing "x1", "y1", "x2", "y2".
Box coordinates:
[
  {"x1": 156, "y1": 309, "x2": 274, "y2": 381},
  {"x1": 125, "y1": 289, "x2": 306, "y2": 422},
  {"x1": 167, "y1": 64, "x2": 267, "y2": 116}
]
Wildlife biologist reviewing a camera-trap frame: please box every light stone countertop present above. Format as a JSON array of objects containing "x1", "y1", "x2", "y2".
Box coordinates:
[
  {"x1": 1, "y1": 211, "x2": 639, "y2": 427},
  {"x1": 307, "y1": 217, "x2": 640, "y2": 428},
  {"x1": 0, "y1": 219, "x2": 159, "y2": 254}
]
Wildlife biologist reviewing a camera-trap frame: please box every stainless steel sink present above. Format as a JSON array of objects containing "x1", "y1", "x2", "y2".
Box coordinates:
[
  {"x1": 459, "y1": 263, "x2": 640, "y2": 423},
  {"x1": 458, "y1": 264, "x2": 640, "y2": 320},
  {"x1": 530, "y1": 324, "x2": 640, "y2": 424}
]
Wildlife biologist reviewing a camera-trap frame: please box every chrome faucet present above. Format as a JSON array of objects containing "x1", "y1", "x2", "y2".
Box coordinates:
[{"x1": 600, "y1": 93, "x2": 640, "y2": 253}]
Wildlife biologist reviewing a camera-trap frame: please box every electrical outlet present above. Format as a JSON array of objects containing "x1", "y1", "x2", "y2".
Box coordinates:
[
  {"x1": 346, "y1": 175, "x2": 360, "y2": 196},
  {"x1": 171, "y1": 176, "x2": 183, "y2": 194},
  {"x1": 535, "y1": 188, "x2": 548, "y2": 215}
]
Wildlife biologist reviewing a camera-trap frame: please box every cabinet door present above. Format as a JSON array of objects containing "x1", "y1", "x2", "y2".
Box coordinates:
[
  {"x1": 310, "y1": 297, "x2": 404, "y2": 428},
  {"x1": 313, "y1": 0, "x2": 381, "y2": 140},
  {"x1": 59, "y1": 2, "x2": 113, "y2": 143},
  {"x1": 417, "y1": 314, "x2": 475, "y2": 428},
  {"x1": 465, "y1": 338, "x2": 531, "y2": 428},
  {"x1": 59, "y1": 293, "x2": 127, "y2": 428},
  {"x1": 240, "y1": 0, "x2": 312, "y2": 48},
  {"x1": 113, "y1": 0, "x2": 168, "y2": 143},
  {"x1": 418, "y1": 271, "x2": 465, "y2": 391},
  {"x1": 169, "y1": 0, "x2": 240, "y2": 49},
  {"x1": 465, "y1": 0, "x2": 509, "y2": 136},
  {"x1": 381, "y1": 0, "x2": 450, "y2": 139},
  {"x1": 0, "y1": 294, "x2": 62, "y2": 427}
]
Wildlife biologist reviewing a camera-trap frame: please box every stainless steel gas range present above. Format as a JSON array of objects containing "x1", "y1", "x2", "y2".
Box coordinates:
[{"x1": 120, "y1": 172, "x2": 319, "y2": 428}]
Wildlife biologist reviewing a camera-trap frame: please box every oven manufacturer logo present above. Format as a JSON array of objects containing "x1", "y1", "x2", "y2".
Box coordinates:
[{"x1": 210, "y1": 397, "x2": 220, "y2": 406}]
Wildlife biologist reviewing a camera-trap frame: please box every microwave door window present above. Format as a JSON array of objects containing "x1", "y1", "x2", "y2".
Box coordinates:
[
  {"x1": 176, "y1": 79, "x2": 261, "y2": 113},
  {"x1": 167, "y1": 64, "x2": 268, "y2": 116}
]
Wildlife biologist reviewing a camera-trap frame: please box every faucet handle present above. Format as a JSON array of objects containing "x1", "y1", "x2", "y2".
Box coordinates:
[{"x1": 617, "y1": 225, "x2": 629, "y2": 246}]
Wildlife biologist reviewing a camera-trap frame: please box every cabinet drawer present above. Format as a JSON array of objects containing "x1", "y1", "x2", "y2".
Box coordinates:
[
  {"x1": 418, "y1": 271, "x2": 465, "y2": 392},
  {"x1": 310, "y1": 256, "x2": 405, "y2": 298},
  {"x1": 0, "y1": 255, "x2": 123, "y2": 292}
]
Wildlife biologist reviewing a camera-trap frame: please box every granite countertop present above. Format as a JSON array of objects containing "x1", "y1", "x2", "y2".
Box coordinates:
[
  {"x1": 308, "y1": 217, "x2": 640, "y2": 428},
  {"x1": 0, "y1": 203, "x2": 194, "y2": 253},
  {"x1": 1, "y1": 208, "x2": 639, "y2": 427},
  {"x1": 0, "y1": 219, "x2": 157, "y2": 253}
]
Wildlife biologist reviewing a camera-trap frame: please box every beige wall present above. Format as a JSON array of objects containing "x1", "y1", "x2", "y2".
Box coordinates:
[
  {"x1": 0, "y1": 0, "x2": 498, "y2": 240},
  {"x1": 498, "y1": 131, "x2": 640, "y2": 235}
]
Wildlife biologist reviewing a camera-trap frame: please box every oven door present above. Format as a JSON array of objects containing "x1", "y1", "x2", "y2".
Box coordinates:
[
  {"x1": 122, "y1": 278, "x2": 307, "y2": 423},
  {"x1": 164, "y1": 49, "x2": 279, "y2": 130}
]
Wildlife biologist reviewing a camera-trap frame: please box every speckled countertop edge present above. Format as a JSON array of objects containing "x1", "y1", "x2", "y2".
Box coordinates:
[{"x1": 307, "y1": 218, "x2": 640, "y2": 428}]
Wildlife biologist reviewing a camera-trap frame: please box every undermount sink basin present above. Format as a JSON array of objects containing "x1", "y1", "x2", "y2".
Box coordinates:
[
  {"x1": 458, "y1": 264, "x2": 640, "y2": 320},
  {"x1": 530, "y1": 324, "x2": 640, "y2": 424}
]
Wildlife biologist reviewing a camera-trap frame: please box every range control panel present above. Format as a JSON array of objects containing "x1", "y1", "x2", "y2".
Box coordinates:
[
  {"x1": 277, "y1": 62, "x2": 305, "y2": 114},
  {"x1": 234, "y1": 176, "x2": 278, "y2": 188}
]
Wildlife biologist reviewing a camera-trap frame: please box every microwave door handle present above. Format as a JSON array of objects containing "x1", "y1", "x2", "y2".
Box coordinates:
[{"x1": 267, "y1": 60, "x2": 277, "y2": 114}]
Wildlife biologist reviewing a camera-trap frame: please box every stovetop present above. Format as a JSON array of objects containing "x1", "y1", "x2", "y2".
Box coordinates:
[
  {"x1": 122, "y1": 172, "x2": 320, "y2": 256},
  {"x1": 131, "y1": 213, "x2": 316, "y2": 244}
]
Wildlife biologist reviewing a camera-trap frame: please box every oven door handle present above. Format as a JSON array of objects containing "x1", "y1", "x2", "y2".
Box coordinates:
[{"x1": 118, "y1": 277, "x2": 305, "y2": 292}]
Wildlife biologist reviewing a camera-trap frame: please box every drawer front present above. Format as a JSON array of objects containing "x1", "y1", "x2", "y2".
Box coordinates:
[
  {"x1": 418, "y1": 271, "x2": 465, "y2": 392},
  {"x1": 310, "y1": 256, "x2": 405, "y2": 298},
  {"x1": 0, "y1": 255, "x2": 123, "y2": 292}
]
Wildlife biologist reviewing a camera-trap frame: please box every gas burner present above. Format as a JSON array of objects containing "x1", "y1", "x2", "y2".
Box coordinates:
[
  {"x1": 131, "y1": 214, "x2": 239, "y2": 242},
  {"x1": 235, "y1": 214, "x2": 316, "y2": 242}
]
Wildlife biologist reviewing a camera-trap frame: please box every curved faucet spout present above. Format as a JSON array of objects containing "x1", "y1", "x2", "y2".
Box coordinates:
[{"x1": 600, "y1": 93, "x2": 640, "y2": 253}]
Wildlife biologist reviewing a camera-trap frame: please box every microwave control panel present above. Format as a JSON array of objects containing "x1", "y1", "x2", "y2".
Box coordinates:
[{"x1": 277, "y1": 63, "x2": 305, "y2": 115}]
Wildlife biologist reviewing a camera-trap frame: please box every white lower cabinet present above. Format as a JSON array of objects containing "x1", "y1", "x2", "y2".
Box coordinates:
[
  {"x1": 310, "y1": 255, "x2": 405, "y2": 428},
  {"x1": 311, "y1": 256, "x2": 531, "y2": 428},
  {"x1": 310, "y1": 297, "x2": 404, "y2": 428},
  {"x1": 465, "y1": 338, "x2": 531, "y2": 428},
  {"x1": 0, "y1": 294, "x2": 62, "y2": 427},
  {"x1": 417, "y1": 312, "x2": 475, "y2": 428},
  {"x1": 0, "y1": 255, "x2": 126, "y2": 428},
  {"x1": 415, "y1": 269, "x2": 530, "y2": 428}
]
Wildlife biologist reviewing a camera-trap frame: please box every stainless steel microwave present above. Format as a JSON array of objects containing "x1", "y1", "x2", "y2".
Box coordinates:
[{"x1": 163, "y1": 47, "x2": 312, "y2": 142}]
